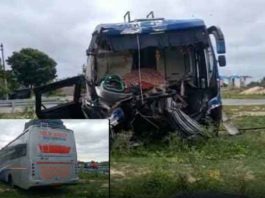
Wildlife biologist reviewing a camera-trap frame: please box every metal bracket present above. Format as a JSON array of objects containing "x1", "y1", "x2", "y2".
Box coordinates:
[
  {"x1": 146, "y1": 11, "x2": 154, "y2": 19},
  {"x1": 124, "y1": 11, "x2": 131, "y2": 22}
]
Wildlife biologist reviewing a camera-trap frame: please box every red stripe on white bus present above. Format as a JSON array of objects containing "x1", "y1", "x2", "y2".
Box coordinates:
[{"x1": 38, "y1": 144, "x2": 71, "y2": 154}]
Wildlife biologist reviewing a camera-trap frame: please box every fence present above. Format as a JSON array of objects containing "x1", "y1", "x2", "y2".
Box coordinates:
[
  {"x1": 78, "y1": 167, "x2": 109, "y2": 175},
  {"x1": 0, "y1": 98, "x2": 67, "y2": 113}
]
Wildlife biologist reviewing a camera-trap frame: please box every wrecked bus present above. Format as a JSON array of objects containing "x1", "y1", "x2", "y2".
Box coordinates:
[
  {"x1": 35, "y1": 12, "x2": 226, "y2": 137},
  {"x1": 0, "y1": 120, "x2": 78, "y2": 189}
]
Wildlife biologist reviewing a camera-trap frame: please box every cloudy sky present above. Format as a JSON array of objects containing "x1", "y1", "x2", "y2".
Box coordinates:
[
  {"x1": 0, "y1": 119, "x2": 109, "y2": 162},
  {"x1": 0, "y1": 0, "x2": 264, "y2": 80}
]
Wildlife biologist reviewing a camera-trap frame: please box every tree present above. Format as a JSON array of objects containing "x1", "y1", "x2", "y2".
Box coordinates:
[
  {"x1": 5, "y1": 70, "x2": 19, "y2": 91},
  {"x1": 0, "y1": 70, "x2": 7, "y2": 99},
  {"x1": 0, "y1": 61, "x2": 7, "y2": 98},
  {"x1": 247, "y1": 77, "x2": 265, "y2": 88},
  {"x1": 260, "y1": 77, "x2": 265, "y2": 87},
  {"x1": 7, "y1": 48, "x2": 57, "y2": 88},
  {"x1": 247, "y1": 81, "x2": 260, "y2": 88}
]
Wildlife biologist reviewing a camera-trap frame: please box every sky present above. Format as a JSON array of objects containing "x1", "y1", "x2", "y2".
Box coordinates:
[
  {"x1": 0, "y1": 119, "x2": 109, "y2": 162},
  {"x1": 0, "y1": 0, "x2": 264, "y2": 81}
]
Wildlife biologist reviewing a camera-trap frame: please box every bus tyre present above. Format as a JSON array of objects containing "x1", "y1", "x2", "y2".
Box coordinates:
[{"x1": 8, "y1": 175, "x2": 14, "y2": 188}]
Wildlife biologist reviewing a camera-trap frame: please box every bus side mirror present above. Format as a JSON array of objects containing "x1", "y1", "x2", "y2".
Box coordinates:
[
  {"x1": 218, "y1": 55, "x2": 226, "y2": 67},
  {"x1": 86, "y1": 49, "x2": 95, "y2": 56}
]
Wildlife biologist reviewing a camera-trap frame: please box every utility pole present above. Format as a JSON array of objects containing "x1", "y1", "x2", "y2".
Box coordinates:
[{"x1": 0, "y1": 43, "x2": 8, "y2": 100}]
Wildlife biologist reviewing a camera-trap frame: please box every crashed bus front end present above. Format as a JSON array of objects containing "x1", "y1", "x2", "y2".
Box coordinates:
[
  {"x1": 33, "y1": 15, "x2": 226, "y2": 138},
  {"x1": 82, "y1": 18, "x2": 226, "y2": 138}
]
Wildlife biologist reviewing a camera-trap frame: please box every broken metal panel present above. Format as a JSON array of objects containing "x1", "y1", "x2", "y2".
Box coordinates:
[
  {"x1": 34, "y1": 75, "x2": 85, "y2": 119},
  {"x1": 222, "y1": 112, "x2": 240, "y2": 135}
]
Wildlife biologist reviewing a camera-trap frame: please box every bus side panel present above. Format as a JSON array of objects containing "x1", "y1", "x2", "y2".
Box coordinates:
[
  {"x1": 0, "y1": 131, "x2": 31, "y2": 189},
  {"x1": 10, "y1": 158, "x2": 30, "y2": 189}
]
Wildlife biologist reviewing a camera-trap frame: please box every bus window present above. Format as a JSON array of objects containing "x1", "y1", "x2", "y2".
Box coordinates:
[
  {"x1": 5, "y1": 144, "x2": 27, "y2": 160},
  {"x1": 132, "y1": 47, "x2": 157, "y2": 70}
]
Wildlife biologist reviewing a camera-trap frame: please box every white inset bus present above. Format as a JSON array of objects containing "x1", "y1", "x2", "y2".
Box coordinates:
[{"x1": 0, "y1": 120, "x2": 78, "y2": 189}]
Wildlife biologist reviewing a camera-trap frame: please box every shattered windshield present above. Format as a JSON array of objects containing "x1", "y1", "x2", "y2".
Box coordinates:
[{"x1": 95, "y1": 44, "x2": 209, "y2": 90}]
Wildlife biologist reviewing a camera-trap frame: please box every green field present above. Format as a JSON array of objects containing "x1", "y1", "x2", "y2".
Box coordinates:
[
  {"x1": 111, "y1": 105, "x2": 265, "y2": 198},
  {"x1": 0, "y1": 172, "x2": 109, "y2": 198}
]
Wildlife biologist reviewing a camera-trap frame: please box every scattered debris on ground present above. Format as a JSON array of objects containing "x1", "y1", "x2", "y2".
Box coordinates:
[{"x1": 222, "y1": 111, "x2": 239, "y2": 135}]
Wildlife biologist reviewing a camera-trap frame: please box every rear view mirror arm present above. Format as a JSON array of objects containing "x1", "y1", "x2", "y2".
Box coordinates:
[{"x1": 207, "y1": 26, "x2": 226, "y2": 54}]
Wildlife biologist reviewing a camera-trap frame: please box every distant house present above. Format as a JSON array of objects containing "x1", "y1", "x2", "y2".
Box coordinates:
[{"x1": 220, "y1": 75, "x2": 252, "y2": 88}]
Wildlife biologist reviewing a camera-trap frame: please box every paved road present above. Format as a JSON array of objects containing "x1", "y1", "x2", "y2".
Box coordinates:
[{"x1": 222, "y1": 99, "x2": 265, "y2": 106}]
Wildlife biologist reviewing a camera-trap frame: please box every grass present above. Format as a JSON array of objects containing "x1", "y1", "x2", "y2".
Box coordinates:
[
  {"x1": 223, "y1": 105, "x2": 265, "y2": 113},
  {"x1": 0, "y1": 172, "x2": 109, "y2": 198},
  {"x1": 0, "y1": 106, "x2": 36, "y2": 119},
  {"x1": 111, "y1": 106, "x2": 265, "y2": 198}
]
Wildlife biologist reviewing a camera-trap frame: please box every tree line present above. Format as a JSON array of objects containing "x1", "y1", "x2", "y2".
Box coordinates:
[
  {"x1": 0, "y1": 48, "x2": 57, "y2": 99},
  {"x1": 247, "y1": 77, "x2": 265, "y2": 88}
]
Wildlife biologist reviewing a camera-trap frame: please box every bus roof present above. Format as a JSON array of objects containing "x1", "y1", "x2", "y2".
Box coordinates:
[
  {"x1": 1, "y1": 120, "x2": 69, "y2": 151},
  {"x1": 94, "y1": 18, "x2": 206, "y2": 36},
  {"x1": 24, "y1": 119, "x2": 66, "y2": 130}
]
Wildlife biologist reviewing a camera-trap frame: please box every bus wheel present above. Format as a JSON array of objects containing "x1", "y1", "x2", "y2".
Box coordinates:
[{"x1": 8, "y1": 175, "x2": 14, "y2": 188}]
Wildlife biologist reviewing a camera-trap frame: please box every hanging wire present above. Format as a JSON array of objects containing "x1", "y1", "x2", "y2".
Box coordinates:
[{"x1": 136, "y1": 34, "x2": 144, "y2": 104}]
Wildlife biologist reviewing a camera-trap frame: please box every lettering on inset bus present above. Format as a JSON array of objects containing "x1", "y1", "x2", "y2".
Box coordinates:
[{"x1": 39, "y1": 131, "x2": 67, "y2": 141}]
